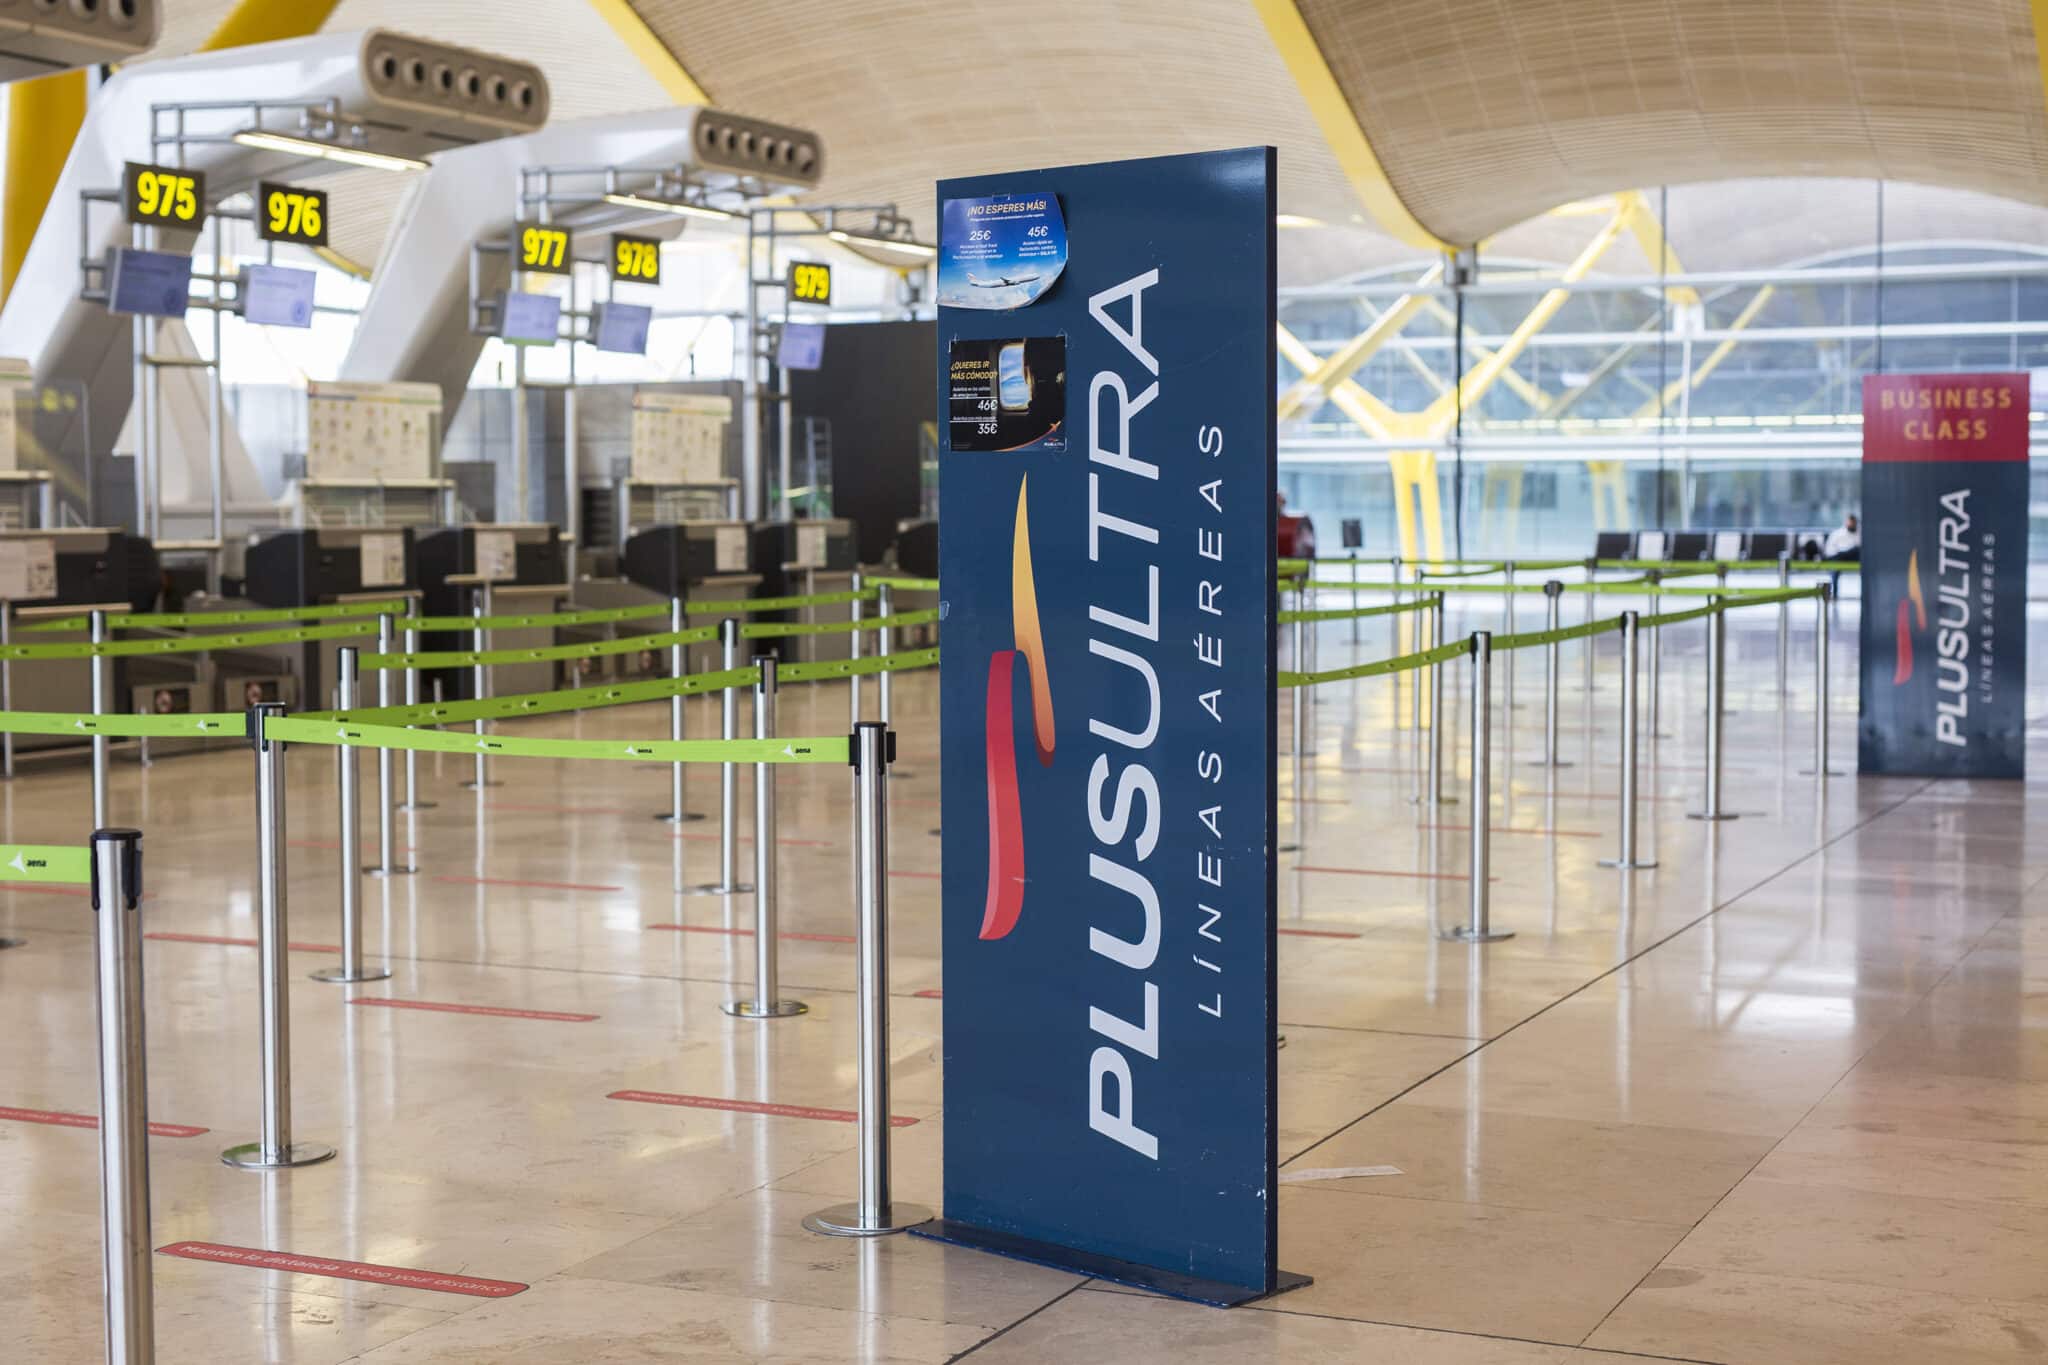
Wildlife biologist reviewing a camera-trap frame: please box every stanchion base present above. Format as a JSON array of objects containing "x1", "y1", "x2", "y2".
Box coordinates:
[
  {"x1": 1526, "y1": 759, "x2": 1574, "y2": 769},
  {"x1": 221, "y1": 1140, "x2": 336, "y2": 1171},
  {"x1": 682, "y1": 881, "x2": 754, "y2": 896},
  {"x1": 1278, "y1": 841, "x2": 1300, "y2": 853},
  {"x1": 1598, "y1": 858, "x2": 1659, "y2": 871},
  {"x1": 1798, "y1": 768, "x2": 1845, "y2": 777},
  {"x1": 1438, "y1": 925, "x2": 1515, "y2": 943},
  {"x1": 653, "y1": 812, "x2": 708, "y2": 824},
  {"x1": 364, "y1": 865, "x2": 417, "y2": 877},
  {"x1": 803, "y1": 1200, "x2": 934, "y2": 1238},
  {"x1": 0, "y1": 936, "x2": 25, "y2": 950},
  {"x1": 721, "y1": 999, "x2": 808, "y2": 1018},
  {"x1": 309, "y1": 965, "x2": 394, "y2": 984},
  {"x1": 395, "y1": 801, "x2": 438, "y2": 812},
  {"x1": 1685, "y1": 812, "x2": 1740, "y2": 822},
  {"x1": 459, "y1": 781, "x2": 504, "y2": 790}
]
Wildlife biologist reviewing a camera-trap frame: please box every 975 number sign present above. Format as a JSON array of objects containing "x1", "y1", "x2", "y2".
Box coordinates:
[
  {"x1": 611, "y1": 234, "x2": 661, "y2": 285},
  {"x1": 516, "y1": 221, "x2": 572, "y2": 275},
  {"x1": 788, "y1": 260, "x2": 832, "y2": 305},
  {"x1": 122, "y1": 162, "x2": 205, "y2": 228},
  {"x1": 256, "y1": 182, "x2": 328, "y2": 246}
]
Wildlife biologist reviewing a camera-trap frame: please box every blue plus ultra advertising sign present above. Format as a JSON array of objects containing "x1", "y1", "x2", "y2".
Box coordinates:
[
  {"x1": 916, "y1": 148, "x2": 1296, "y2": 1305},
  {"x1": 1858, "y1": 372, "x2": 2030, "y2": 777}
]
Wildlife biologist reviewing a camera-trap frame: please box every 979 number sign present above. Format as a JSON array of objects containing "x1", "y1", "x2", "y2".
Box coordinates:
[
  {"x1": 611, "y1": 234, "x2": 661, "y2": 285},
  {"x1": 516, "y1": 221, "x2": 572, "y2": 275},
  {"x1": 256, "y1": 182, "x2": 328, "y2": 246},
  {"x1": 122, "y1": 162, "x2": 206, "y2": 228},
  {"x1": 788, "y1": 260, "x2": 832, "y2": 305}
]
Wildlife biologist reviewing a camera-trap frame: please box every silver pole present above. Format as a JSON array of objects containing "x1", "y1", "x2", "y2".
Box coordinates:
[
  {"x1": 850, "y1": 571, "x2": 865, "y2": 726},
  {"x1": 1776, "y1": 551, "x2": 1791, "y2": 694},
  {"x1": 1689, "y1": 599, "x2": 1737, "y2": 821},
  {"x1": 396, "y1": 621, "x2": 432, "y2": 811},
  {"x1": 312, "y1": 650, "x2": 389, "y2": 986},
  {"x1": 1813, "y1": 584, "x2": 1832, "y2": 777},
  {"x1": 689, "y1": 620, "x2": 750, "y2": 894},
  {"x1": 878, "y1": 583, "x2": 894, "y2": 725},
  {"x1": 655, "y1": 596, "x2": 699, "y2": 823},
  {"x1": 223, "y1": 703, "x2": 335, "y2": 1170},
  {"x1": 1537, "y1": 580, "x2": 1566, "y2": 767},
  {"x1": 91, "y1": 609, "x2": 108, "y2": 828},
  {"x1": 1349, "y1": 551, "x2": 1360, "y2": 644},
  {"x1": 1648, "y1": 577, "x2": 1665, "y2": 741},
  {"x1": 464, "y1": 585, "x2": 498, "y2": 790},
  {"x1": 1581, "y1": 560, "x2": 1597, "y2": 692},
  {"x1": 1427, "y1": 595, "x2": 1447, "y2": 805},
  {"x1": 1601, "y1": 612, "x2": 1655, "y2": 870},
  {"x1": 90, "y1": 827, "x2": 155, "y2": 1365},
  {"x1": 208, "y1": 215, "x2": 226, "y2": 595},
  {"x1": 723, "y1": 657, "x2": 804, "y2": 1017},
  {"x1": 1290, "y1": 615, "x2": 1306, "y2": 758},
  {"x1": 806, "y1": 722, "x2": 933, "y2": 1237},
  {"x1": 367, "y1": 615, "x2": 411, "y2": 876},
  {"x1": 1500, "y1": 564, "x2": 1516, "y2": 713},
  {"x1": 2, "y1": 603, "x2": 13, "y2": 780},
  {"x1": 1442, "y1": 632, "x2": 1510, "y2": 942}
]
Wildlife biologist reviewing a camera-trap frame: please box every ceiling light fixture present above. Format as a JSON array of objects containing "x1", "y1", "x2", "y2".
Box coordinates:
[
  {"x1": 231, "y1": 129, "x2": 429, "y2": 174},
  {"x1": 828, "y1": 228, "x2": 936, "y2": 259},
  {"x1": 601, "y1": 192, "x2": 735, "y2": 222}
]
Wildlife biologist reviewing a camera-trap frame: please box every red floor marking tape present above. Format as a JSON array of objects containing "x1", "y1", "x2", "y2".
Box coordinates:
[
  {"x1": 348, "y1": 998, "x2": 598, "y2": 1023},
  {"x1": 0, "y1": 1105, "x2": 207, "y2": 1138},
  {"x1": 607, "y1": 1090, "x2": 917, "y2": 1126},
  {"x1": 1419, "y1": 824, "x2": 1601, "y2": 839},
  {"x1": 912, "y1": 988, "x2": 943, "y2": 998},
  {"x1": 0, "y1": 884, "x2": 90, "y2": 898},
  {"x1": 1277, "y1": 927, "x2": 1363, "y2": 939},
  {"x1": 644, "y1": 924, "x2": 856, "y2": 945},
  {"x1": 146, "y1": 932, "x2": 340, "y2": 953},
  {"x1": 433, "y1": 875, "x2": 623, "y2": 893},
  {"x1": 1293, "y1": 866, "x2": 1498, "y2": 883},
  {"x1": 157, "y1": 1242, "x2": 527, "y2": 1298},
  {"x1": 888, "y1": 869, "x2": 941, "y2": 880}
]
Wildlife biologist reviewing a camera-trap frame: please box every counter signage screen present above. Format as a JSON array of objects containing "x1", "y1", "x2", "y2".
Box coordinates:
[
  {"x1": 592, "y1": 302, "x2": 652, "y2": 355},
  {"x1": 107, "y1": 247, "x2": 193, "y2": 319},
  {"x1": 924, "y1": 147, "x2": 1292, "y2": 1305},
  {"x1": 499, "y1": 290, "x2": 562, "y2": 346},
  {"x1": 777, "y1": 322, "x2": 826, "y2": 371},
  {"x1": 241, "y1": 264, "x2": 316, "y2": 328}
]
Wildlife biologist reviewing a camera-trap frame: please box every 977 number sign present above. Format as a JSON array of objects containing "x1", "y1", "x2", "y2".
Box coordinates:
[{"x1": 515, "y1": 221, "x2": 572, "y2": 276}]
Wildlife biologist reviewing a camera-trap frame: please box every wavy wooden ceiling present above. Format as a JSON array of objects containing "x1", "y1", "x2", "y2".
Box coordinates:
[{"x1": 1292, "y1": 0, "x2": 2048, "y2": 245}]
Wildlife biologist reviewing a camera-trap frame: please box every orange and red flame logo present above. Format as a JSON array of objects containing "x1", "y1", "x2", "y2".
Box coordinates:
[
  {"x1": 1892, "y1": 548, "x2": 1928, "y2": 685},
  {"x1": 980, "y1": 476, "x2": 1053, "y2": 940}
]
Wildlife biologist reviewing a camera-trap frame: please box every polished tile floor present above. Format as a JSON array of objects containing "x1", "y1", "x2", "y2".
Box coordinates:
[{"x1": 2, "y1": 594, "x2": 2043, "y2": 1363}]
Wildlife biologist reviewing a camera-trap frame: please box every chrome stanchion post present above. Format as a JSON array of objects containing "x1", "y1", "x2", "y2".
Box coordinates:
[
  {"x1": 723, "y1": 657, "x2": 804, "y2": 1018},
  {"x1": 1776, "y1": 551, "x2": 1791, "y2": 695},
  {"x1": 396, "y1": 620, "x2": 433, "y2": 811},
  {"x1": 1290, "y1": 615, "x2": 1307, "y2": 758},
  {"x1": 1426, "y1": 595, "x2": 1450, "y2": 805},
  {"x1": 655, "y1": 596, "x2": 700, "y2": 824},
  {"x1": 1600, "y1": 612, "x2": 1655, "y2": 870},
  {"x1": 1442, "y1": 632, "x2": 1510, "y2": 942},
  {"x1": 90, "y1": 609, "x2": 109, "y2": 828},
  {"x1": 877, "y1": 582, "x2": 894, "y2": 725},
  {"x1": 1646, "y1": 571, "x2": 1665, "y2": 740},
  {"x1": 2, "y1": 602, "x2": 13, "y2": 781},
  {"x1": 1500, "y1": 564, "x2": 1516, "y2": 712},
  {"x1": 850, "y1": 570, "x2": 865, "y2": 726},
  {"x1": 1688, "y1": 599, "x2": 1737, "y2": 822},
  {"x1": 688, "y1": 620, "x2": 751, "y2": 895},
  {"x1": 1534, "y1": 580, "x2": 1569, "y2": 767},
  {"x1": 1810, "y1": 583, "x2": 1834, "y2": 777},
  {"x1": 367, "y1": 614, "x2": 412, "y2": 876},
  {"x1": 223, "y1": 703, "x2": 335, "y2": 1170},
  {"x1": 807, "y1": 722, "x2": 932, "y2": 1237},
  {"x1": 90, "y1": 827, "x2": 154, "y2": 1365},
  {"x1": 462, "y1": 585, "x2": 499, "y2": 790},
  {"x1": 1348, "y1": 551, "x2": 1360, "y2": 644},
  {"x1": 312, "y1": 649, "x2": 389, "y2": 986}
]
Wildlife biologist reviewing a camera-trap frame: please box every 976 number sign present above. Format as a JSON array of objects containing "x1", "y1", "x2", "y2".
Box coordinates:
[{"x1": 256, "y1": 183, "x2": 328, "y2": 246}]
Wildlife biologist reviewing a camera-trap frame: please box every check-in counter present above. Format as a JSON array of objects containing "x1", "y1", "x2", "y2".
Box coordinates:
[
  {"x1": 619, "y1": 523, "x2": 763, "y2": 674},
  {"x1": 749, "y1": 519, "x2": 857, "y2": 664},
  {"x1": 417, "y1": 525, "x2": 568, "y2": 701},
  {"x1": 0, "y1": 529, "x2": 159, "y2": 764}
]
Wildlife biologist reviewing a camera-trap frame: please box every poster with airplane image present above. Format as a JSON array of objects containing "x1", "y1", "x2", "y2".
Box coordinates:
[
  {"x1": 947, "y1": 337, "x2": 1066, "y2": 451},
  {"x1": 938, "y1": 191, "x2": 1068, "y2": 309}
]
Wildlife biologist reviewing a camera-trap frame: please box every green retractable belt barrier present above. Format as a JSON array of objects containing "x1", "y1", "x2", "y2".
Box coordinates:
[
  {"x1": 1277, "y1": 596, "x2": 1439, "y2": 624},
  {"x1": 20, "y1": 599, "x2": 410, "y2": 633},
  {"x1": 1280, "y1": 637, "x2": 1471, "y2": 688},
  {"x1": 0, "y1": 844, "x2": 91, "y2": 884},
  {"x1": 391, "y1": 587, "x2": 883, "y2": 634},
  {"x1": 264, "y1": 715, "x2": 850, "y2": 766},
  {"x1": 362, "y1": 626, "x2": 722, "y2": 671},
  {"x1": 0, "y1": 621, "x2": 377, "y2": 660}
]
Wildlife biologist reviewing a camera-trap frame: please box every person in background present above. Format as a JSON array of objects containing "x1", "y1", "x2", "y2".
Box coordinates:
[{"x1": 1822, "y1": 512, "x2": 1859, "y2": 596}]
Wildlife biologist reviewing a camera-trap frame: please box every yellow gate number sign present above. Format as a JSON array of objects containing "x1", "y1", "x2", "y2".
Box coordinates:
[
  {"x1": 122, "y1": 162, "x2": 206, "y2": 228},
  {"x1": 256, "y1": 182, "x2": 328, "y2": 246},
  {"x1": 516, "y1": 221, "x2": 572, "y2": 276},
  {"x1": 789, "y1": 261, "x2": 832, "y2": 305},
  {"x1": 611, "y1": 234, "x2": 661, "y2": 285}
]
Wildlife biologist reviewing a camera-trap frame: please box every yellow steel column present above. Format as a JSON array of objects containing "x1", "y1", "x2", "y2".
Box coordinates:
[{"x1": 2, "y1": 71, "x2": 86, "y2": 304}]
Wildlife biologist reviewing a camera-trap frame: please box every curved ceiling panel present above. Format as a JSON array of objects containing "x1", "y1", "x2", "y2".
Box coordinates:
[{"x1": 1293, "y1": 0, "x2": 2048, "y2": 246}]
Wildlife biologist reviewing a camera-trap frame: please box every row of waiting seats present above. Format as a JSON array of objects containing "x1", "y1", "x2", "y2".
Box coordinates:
[{"x1": 1593, "y1": 529, "x2": 1838, "y2": 563}]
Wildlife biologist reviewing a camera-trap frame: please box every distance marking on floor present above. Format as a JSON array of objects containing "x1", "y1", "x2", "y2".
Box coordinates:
[
  {"x1": 348, "y1": 998, "x2": 598, "y2": 1023},
  {"x1": 157, "y1": 1242, "x2": 527, "y2": 1298},
  {"x1": 607, "y1": 1090, "x2": 918, "y2": 1126},
  {"x1": 0, "y1": 1105, "x2": 207, "y2": 1138}
]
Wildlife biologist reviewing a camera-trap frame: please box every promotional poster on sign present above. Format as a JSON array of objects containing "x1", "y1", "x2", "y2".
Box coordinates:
[
  {"x1": 937, "y1": 191, "x2": 1069, "y2": 310},
  {"x1": 1858, "y1": 372, "x2": 2030, "y2": 779}
]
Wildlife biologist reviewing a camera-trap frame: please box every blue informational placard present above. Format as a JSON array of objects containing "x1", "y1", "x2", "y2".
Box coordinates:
[
  {"x1": 591, "y1": 301, "x2": 652, "y2": 355},
  {"x1": 937, "y1": 189, "x2": 1068, "y2": 310},
  {"x1": 917, "y1": 148, "x2": 1293, "y2": 1306},
  {"x1": 498, "y1": 290, "x2": 561, "y2": 345},
  {"x1": 777, "y1": 321, "x2": 826, "y2": 371},
  {"x1": 106, "y1": 247, "x2": 193, "y2": 319},
  {"x1": 240, "y1": 263, "x2": 316, "y2": 328}
]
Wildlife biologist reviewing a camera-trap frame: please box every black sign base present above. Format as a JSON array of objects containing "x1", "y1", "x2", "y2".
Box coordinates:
[{"x1": 909, "y1": 1218, "x2": 1312, "y2": 1308}]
